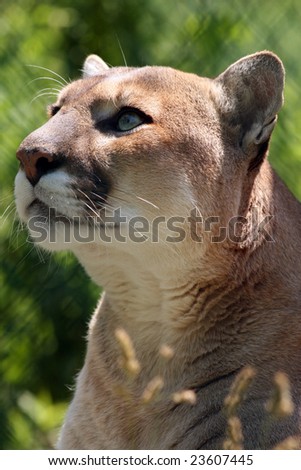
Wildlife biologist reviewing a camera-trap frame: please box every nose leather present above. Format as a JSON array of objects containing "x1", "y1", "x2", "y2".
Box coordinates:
[{"x1": 16, "y1": 148, "x2": 55, "y2": 185}]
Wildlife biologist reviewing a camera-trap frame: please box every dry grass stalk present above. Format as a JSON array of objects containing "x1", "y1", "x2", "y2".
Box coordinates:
[
  {"x1": 141, "y1": 376, "x2": 164, "y2": 404},
  {"x1": 266, "y1": 371, "x2": 294, "y2": 418},
  {"x1": 224, "y1": 366, "x2": 256, "y2": 416},
  {"x1": 172, "y1": 389, "x2": 197, "y2": 405},
  {"x1": 115, "y1": 328, "x2": 141, "y2": 378},
  {"x1": 224, "y1": 416, "x2": 243, "y2": 450}
]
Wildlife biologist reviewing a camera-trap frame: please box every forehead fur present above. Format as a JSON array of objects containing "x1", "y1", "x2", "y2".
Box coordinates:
[{"x1": 58, "y1": 66, "x2": 212, "y2": 107}]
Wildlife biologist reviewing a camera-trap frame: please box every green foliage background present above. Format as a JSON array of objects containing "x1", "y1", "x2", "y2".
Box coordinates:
[{"x1": 1, "y1": 0, "x2": 301, "y2": 449}]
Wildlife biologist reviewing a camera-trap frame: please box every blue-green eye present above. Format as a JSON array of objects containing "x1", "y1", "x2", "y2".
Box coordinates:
[{"x1": 117, "y1": 111, "x2": 144, "y2": 132}]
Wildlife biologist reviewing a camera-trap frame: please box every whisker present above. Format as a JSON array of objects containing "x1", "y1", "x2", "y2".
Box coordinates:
[
  {"x1": 27, "y1": 76, "x2": 67, "y2": 88},
  {"x1": 0, "y1": 191, "x2": 14, "y2": 203},
  {"x1": 83, "y1": 201, "x2": 102, "y2": 220},
  {"x1": 135, "y1": 195, "x2": 159, "y2": 210},
  {"x1": 93, "y1": 176, "x2": 160, "y2": 211},
  {"x1": 6, "y1": 210, "x2": 26, "y2": 249},
  {"x1": 8, "y1": 214, "x2": 25, "y2": 244},
  {"x1": 14, "y1": 222, "x2": 46, "y2": 262},
  {"x1": 92, "y1": 193, "x2": 149, "y2": 241},
  {"x1": 193, "y1": 205, "x2": 203, "y2": 217},
  {"x1": 27, "y1": 64, "x2": 69, "y2": 85},
  {"x1": 4, "y1": 206, "x2": 16, "y2": 223},
  {"x1": 31, "y1": 92, "x2": 61, "y2": 104},
  {"x1": 35, "y1": 244, "x2": 47, "y2": 264},
  {"x1": 81, "y1": 189, "x2": 148, "y2": 240},
  {"x1": 16, "y1": 243, "x2": 36, "y2": 267},
  {"x1": 77, "y1": 188, "x2": 99, "y2": 208},
  {"x1": 91, "y1": 194, "x2": 125, "y2": 215},
  {"x1": 76, "y1": 187, "x2": 177, "y2": 247},
  {"x1": 34, "y1": 87, "x2": 62, "y2": 96},
  {"x1": 89, "y1": 193, "x2": 119, "y2": 214},
  {"x1": 0, "y1": 201, "x2": 15, "y2": 221},
  {"x1": 4, "y1": 212, "x2": 18, "y2": 249},
  {"x1": 77, "y1": 189, "x2": 104, "y2": 220},
  {"x1": 114, "y1": 187, "x2": 160, "y2": 211},
  {"x1": 78, "y1": 189, "x2": 115, "y2": 213},
  {"x1": 90, "y1": 191, "x2": 107, "y2": 204},
  {"x1": 115, "y1": 34, "x2": 128, "y2": 67},
  {"x1": 92, "y1": 191, "x2": 126, "y2": 206}
]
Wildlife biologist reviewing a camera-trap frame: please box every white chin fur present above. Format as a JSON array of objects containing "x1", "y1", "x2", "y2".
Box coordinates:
[
  {"x1": 14, "y1": 171, "x2": 35, "y2": 222},
  {"x1": 14, "y1": 169, "x2": 83, "y2": 252}
]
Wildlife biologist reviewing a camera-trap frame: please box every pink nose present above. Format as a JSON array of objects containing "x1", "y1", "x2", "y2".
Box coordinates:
[{"x1": 16, "y1": 147, "x2": 55, "y2": 185}]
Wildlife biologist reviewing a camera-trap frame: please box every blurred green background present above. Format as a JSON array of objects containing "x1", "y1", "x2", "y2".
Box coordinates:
[{"x1": 1, "y1": 0, "x2": 301, "y2": 449}]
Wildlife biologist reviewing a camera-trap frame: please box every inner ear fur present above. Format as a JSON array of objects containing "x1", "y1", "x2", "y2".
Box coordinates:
[
  {"x1": 214, "y1": 51, "x2": 285, "y2": 153},
  {"x1": 83, "y1": 54, "x2": 109, "y2": 78}
]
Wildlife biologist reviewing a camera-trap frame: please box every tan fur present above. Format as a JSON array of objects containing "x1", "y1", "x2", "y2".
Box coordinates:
[{"x1": 15, "y1": 52, "x2": 301, "y2": 449}]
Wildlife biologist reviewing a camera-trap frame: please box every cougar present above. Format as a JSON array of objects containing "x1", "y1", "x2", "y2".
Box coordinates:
[{"x1": 15, "y1": 51, "x2": 301, "y2": 449}]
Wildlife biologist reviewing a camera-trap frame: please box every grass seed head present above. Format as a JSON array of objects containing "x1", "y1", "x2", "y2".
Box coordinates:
[
  {"x1": 141, "y1": 376, "x2": 164, "y2": 404},
  {"x1": 224, "y1": 366, "x2": 256, "y2": 416},
  {"x1": 273, "y1": 436, "x2": 300, "y2": 450},
  {"x1": 224, "y1": 416, "x2": 243, "y2": 450},
  {"x1": 266, "y1": 371, "x2": 294, "y2": 418},
  {"x1": 172, "y1": 389, "x2": 197, "y2": 405},
  {"x1": 115, "y1": 328, "x2": 141, "y2": 378},
  {"x1": 159, "y1": 345, "x2": 174, "y2": 360}
]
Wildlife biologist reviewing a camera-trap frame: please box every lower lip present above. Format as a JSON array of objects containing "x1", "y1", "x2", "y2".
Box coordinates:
[
  {"x1": 26, "y1": 200, "x2": 117, "y2": 229},
  {"x1": 27, "y1": 199, "x2": 61, "y2": 219},
  {"x1": 27, "y1": 198, "x2": 48, "y2": 213}
]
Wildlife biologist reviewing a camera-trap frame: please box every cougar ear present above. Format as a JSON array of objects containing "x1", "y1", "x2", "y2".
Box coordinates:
[
  {"x1": 83, "y1": 54, "x2": 109, "y2": 78},
  {"x1": 215, "y1": 51, "x2": 284, "y2": 152}
]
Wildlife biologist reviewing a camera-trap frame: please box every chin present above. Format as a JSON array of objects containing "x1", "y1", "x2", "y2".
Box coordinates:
[
  {"x1": 14, "y1": 171, "x2": 36, "y2": 223},
  {"x1": 26, "y1": 213, "x2": 88, "y2": 252}
]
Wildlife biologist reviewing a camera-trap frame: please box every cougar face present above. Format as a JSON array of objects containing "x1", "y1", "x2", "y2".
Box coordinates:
[
  {"x1": 15, "y1": 53, "x2": 301, "y2": 450},
  {"x1": 17, "y1": 51, "x2": 273, "y2": 263},
  {"x1": 15, "y1": 64, "x2": 224, "y2": 262}
]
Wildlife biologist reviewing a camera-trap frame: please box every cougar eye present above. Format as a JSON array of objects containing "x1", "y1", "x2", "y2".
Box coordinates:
[
  {"x1": 116, "y1": 110, "x2": 144, "y2": 132},
  {"x1": 97, "y1": 107, "x2": 152, "y2": 134}
]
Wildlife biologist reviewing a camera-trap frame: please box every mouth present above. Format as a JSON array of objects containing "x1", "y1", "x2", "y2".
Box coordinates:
[
  {"x1": 27, "y1": 198, "x2": 70, "y2": 221},
  {"x1": 15, "y1": 171, "x2": 121, "y2": 251},
  {"x1": 27, "y1": 198, "x2": 119, "y2": 231}
]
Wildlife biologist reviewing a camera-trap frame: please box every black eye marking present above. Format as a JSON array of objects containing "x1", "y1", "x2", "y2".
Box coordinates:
[{"x1": 47, "y1": 104, "x2": 61, "y2": 118}]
